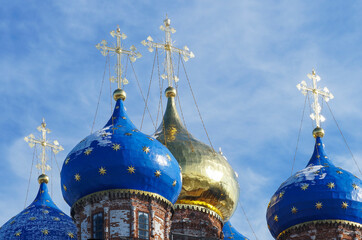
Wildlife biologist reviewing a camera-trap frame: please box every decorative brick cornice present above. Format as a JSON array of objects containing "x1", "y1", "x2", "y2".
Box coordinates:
[
  {"x1": 174, "y1": 203, "x2": 223, "y2": 221},
  {"x1": 278, "y1": 219, "x2": 362, "y2": 239},
  {"x1": 71, "y1": 189, "x2": 173, "y2": 217}
]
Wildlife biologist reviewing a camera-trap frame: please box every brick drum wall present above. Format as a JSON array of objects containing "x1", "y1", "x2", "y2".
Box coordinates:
[
  {"x1": 278, "y1": 220, "x2": 362, "y2": 240},
  {"x1": 171, "y1": 204, "x2": 224, "y2": 240},
  {"x1": 71, "y1": 190, "x2": 173, "y2": 240}
]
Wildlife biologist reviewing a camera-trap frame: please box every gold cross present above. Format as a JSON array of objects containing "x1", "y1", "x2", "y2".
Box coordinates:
[
  {"x1": 297, "y1": 70, "x2": 334, "y2": 127},
  {"x1": 24, "y1": 118, "x2": 64, "y2": 174},
  {"x1": 96, "y1": 26, "x2": 141, "y2": 89},
  {"x1": 141, "y1": 16, "x2": 194, "y2": 87}
]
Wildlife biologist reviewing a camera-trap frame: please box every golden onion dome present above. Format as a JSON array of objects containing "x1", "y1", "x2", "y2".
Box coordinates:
[{"x1": 154, "y1": 87, "x2": 239, "y2": 221}]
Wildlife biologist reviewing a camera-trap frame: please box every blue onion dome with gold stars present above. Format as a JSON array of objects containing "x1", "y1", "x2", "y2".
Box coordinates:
[
  {"x1": 0, "y1": 174, "x2": 77, "y2": 239},
  {"x1": 266, "y1": 128, "x2": 362, "y2": 239},
  {"x1": 154, "y1": 87, "x2": 239, "y2": 221},
  {"x1": 223, "y1": 221, "x2": 249, "y2": 240},
  {"x1": 61, "y1": 89, "x2": 182, "y2": 208}
]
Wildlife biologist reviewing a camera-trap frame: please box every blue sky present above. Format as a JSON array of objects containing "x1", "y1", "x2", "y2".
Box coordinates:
[{"x1": 1, "y1": 1, "x2": 362, "y2": 239}]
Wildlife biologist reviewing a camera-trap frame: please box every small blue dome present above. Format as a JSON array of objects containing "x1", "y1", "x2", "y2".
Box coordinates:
[
  {"x1": 266, "y1": 136, "x2": 362, "y2": 238},
  {"x1": 223, "y1": 221, "x2": 249, "y2": 239},
  {"x1": 61, "y1": 99, "x2": 182, "y2": 207},
  {"x1": 0, "y1": 182, "x2": 77, "y2": 239}
]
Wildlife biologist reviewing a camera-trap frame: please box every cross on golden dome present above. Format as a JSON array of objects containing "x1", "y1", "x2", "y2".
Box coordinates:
[
  {"x1": 96, "y1": 26, "x2": 141, "y2": 89},
  {"x1": 24, "y1": 118, "x2": 64, "y2": 175},
  {"x1": 141, "y1": 16, "x2": 195, "y2": 87},
  {"x1": 297, "y1": 69, "x2": 334, "y2": 127}
]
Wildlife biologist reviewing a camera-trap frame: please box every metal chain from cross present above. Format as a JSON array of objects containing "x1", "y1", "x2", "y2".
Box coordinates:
[
  {"x1": 96, "y1": 26, "x2": 142, "y2": 89},
  {"x1": 24, "y1": 118, "x2": 64, "y2": 174},
  {"x1": 297, "y1": 69, "x2": 334, "y2": 127},
  {"x1": 141, "y1": 16, "x2": 195, "y2": 87}
]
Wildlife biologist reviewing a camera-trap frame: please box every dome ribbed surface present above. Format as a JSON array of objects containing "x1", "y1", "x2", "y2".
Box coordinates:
[
  {"x1": 0, "y1": 182, "x2": 77, "y2": 240},
  {"x1": 61, "y1": 99, "x2": 182, "y2": 207},
  {"x1": 266, "y1": 136, "x2": 362, "y2": 238},
  {"x1": 154, "y1": 95, "x2": 239, "y2": 220}
]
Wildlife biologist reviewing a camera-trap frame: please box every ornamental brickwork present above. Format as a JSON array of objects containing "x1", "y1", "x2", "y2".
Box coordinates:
[
  {"x1": 170, "y1": 204, "x2": 224, "y2": 240},
  {"x1": 278, "y1": 220, "x2": 362, "y2": 240},
  {"x1": 71, "y1": 190, "x2": 173, "y2": 240}
]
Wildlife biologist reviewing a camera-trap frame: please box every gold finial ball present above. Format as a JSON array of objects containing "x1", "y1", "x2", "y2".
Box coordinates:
[
  {"x1": 38, "y1": 174, "x2": 49, "y2": 184},
  {"x1": 313, "y1": 127, "x2": 325, "y2": 138},
  {"x1": 113, "y1": 88, "x2": 126, "y2": 101},
  {"x1": 165, "y1": 86, "x2": 176, "y2": 98}
]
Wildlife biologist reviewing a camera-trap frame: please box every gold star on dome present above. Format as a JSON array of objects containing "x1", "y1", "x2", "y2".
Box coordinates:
[
  {"x1": 15, "y1": 231, "x2": 21, "y2": 236},
  {"x1": 84, "y1": 148, "x2": 92, "y2": 155},
  {"x1": 342, "y1": 202, "x2": 348, "y2": 209},
  {"x1": 342, "y1": 202, "x2": 349, "y2": 209},
  {"x1": 291, "y1": 206, "x2": 298, "y2": 214},
  {"x1": 148, "y1": 137, "x2": 154, "y2": 141},
  {"x1": 315, "y1": 202, "x2": 323, "y2": 210},
  {"x1": 53, "y1": 217, "x2": 60, "y2": 221},
  {"x1": 279, "y1": 191, "x2": 285, "y2": 199},
  {"x1": 99, "y1": 167, "x2": 107, "y2": 175},
  {"x1": 74, "y1": 174, "x2": 81, "y2": 181},
  {"x1": 42, "y1": 210, "x2": 49, "y2": 214},
  {"x1": 132, "y1": 129, "x2": 138, "y2": 132},
  {"x1": 101, "y1": 133, "x2": 108, "y2": 137},
  {"x1": 267, "y1": 201, "x2": 271, "y2": 209},
  {"x1": 23, "y1": 211, "x2": 29, "y2": 215},
  {"x1": 317, "y1": 143, "x2": 321, "y2": 146},
  {"x1": 314, "y1": 171, "x2": 320, "y2": 174},
  {"x1": 166, "y1": 154, "x2": 171, "y2": 161},
  {"x1": 327, "y1": 182, "x2": 335, "y2": 189},
  {"x1": 127, "y1": 166, "x2": 135, "y2": 174},
  {"x1": 46, "y1": 200, "x2": 50, "y2": 202},
  {"x1": 301, "y1": 183, "x2": 309, "y2": 191},
  {"x1": 324, "y1": 156, "x2": 328, "y2": 159},
  {"x1": 29, "y1": 217, "x2": 36, "y2": 221},
  {"x1": 336, "y1": 170, "x2": 343, "y2": 174},
  {"x1": 122, "y1": 116, "x2": 126, "y2": 120},
  {"x1": 41, "y1": 229, "x2": 49, "y2": 235},
  {"x1": 155, "y1": 170, "x2": 161, "y2": 177},
  {"x1": 316, "y1": 155, "x2": 320, "y2": 159},
  {"x1": 59, "y1": 213, "x2": 64, "y2": 216},
  {"x1": 353, "y1": 183, "x2": 359, "y2": 190},
  {"x1": 63, "y1": 184, "x2": 67, "y2": 191},
  {"x1": 65, "y1": 158, "x2": 70, "y2": 165},
  {"x1": 68, "y1": 232, "x2": 75, "y2": 238},
  {"x1": 41, "y1": 190, "x2": 44, "y2": 194},
  {"x1": 10, "y1": 221, "x2": 15, "y2": 225},
  {"x1": 172, "y1": 180, "x2": 177, "y2": 187},
  {"x1": 125, "y1": 133, "x2": 132, "y2": 136},
  {"x1": 274, "y1": 215, "x2": 278, "y2": 222},
  {"x1": 116, "y1": 106, "x2": 119, "y2": 109},
  {"x1": 142, "y1": 146, "x2": 150, "y2": 153},
  {"x1": 112, "y1": 144, "x2": 121, "y2": 151}
]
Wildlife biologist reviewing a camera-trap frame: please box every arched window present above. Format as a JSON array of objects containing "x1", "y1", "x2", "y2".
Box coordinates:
[
  {"x1": 138, "y1": 212, "x2": 149, "y2": 239},
  {"x1": 92, "y1": 212, "x2": 104, "y2": 239}
]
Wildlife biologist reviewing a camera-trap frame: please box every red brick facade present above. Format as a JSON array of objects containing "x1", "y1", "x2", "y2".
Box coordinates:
[
  {"x1": 278, "y1": 220, "x2": 362, "y2": 240},
  {"x1": 171, "y1": 204, "x2": 224, "y2": 240},
  {"x1": 71, "y1": 189, "x2": 173, "y2": 240}
]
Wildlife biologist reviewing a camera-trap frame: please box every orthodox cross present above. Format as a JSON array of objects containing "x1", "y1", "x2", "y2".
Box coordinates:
[
  {"x1": 96, "y1": 26, "x2": 141, "y2": 89},
  {"x1": 297, "y1": 69, "x2": 334, "y2": 127},
  {"x1": 141, "y1": 16, "x2": 195, "y2": 87},
  {"x1": 24, "y1": 118, "x2": 64, "y2": 174}
]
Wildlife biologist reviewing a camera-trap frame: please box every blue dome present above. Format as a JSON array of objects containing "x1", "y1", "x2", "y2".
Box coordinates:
[
  {"x1": 61, "y1": 99, "x2": 182, "y2": 207},
  {"x1": 0, "y1": 182, "x2": 77, "y2": 240},
  {"x1": 223, "y1": 221, "x2": 249, "y2": 239},
  {"x1": 266, "y1": 136, "x2": 362, "y2": 238}
]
